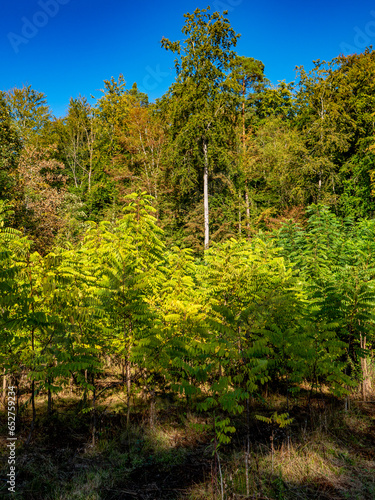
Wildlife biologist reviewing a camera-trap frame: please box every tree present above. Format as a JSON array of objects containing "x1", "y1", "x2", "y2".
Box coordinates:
[
  {"x1": 0, "y1": 92, "x2": 21, "y2": 202},
  {"x1": 233, "y1": 55, "x2": 264, "y2": 145},
  {"x1": 244, "y1": 116, "x2": 310, "y2": 216},
  {"x1": 232, "y1": 56, "x2": 264, "y2": 234},
  {"x1": 294, "y1": 54, "x2": 370, "y2": 207},
  {"x1": 16, "y1": 145, "x2": 67, "y2": 253},
  {"x1": 6, "y1": 85, "x2": 51, "y2": 145},
  {"x1": 58, "y1": 96, "x2": 98, "y2": 193},
  {"x1": 80, "y1": 192, "x2": 165, "y2": 425},
  {"x1": 277, "y1": 205, "x2": 375, "y2": 398},
  {"x1": 127, "y1": 82, "x2": 149, "y2": 107},
  {"x1": 95, "y1": 74, "x2": 133, "y2": 162},
  {"x1": 113, "y1": 103, "x2": 165, "y2": 205},
  {"x1": 161, "y1": 7, "x2": 241, "y2": 250}
]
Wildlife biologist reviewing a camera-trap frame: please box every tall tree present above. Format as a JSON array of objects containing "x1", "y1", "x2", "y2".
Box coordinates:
[
  {"x1": 16, "y1": 146, "x2": 67, "y2": 253},
  {"x1": 232, "y1": 56, "x2": 264, "y2": 234},
  {"x1": 0, "y1": 92, "x2": 21, "y2": 203},
  {"x1": 6, "y1": 85, "x2": 51, "y2": 145},
  {"x1": 114, "y1": 103, "x2": 165, "y2": 205},
  {"x1": 59, "y1": 96, "x2": 97, "y2": 193},
  {"x1": 161, "y1": 7, "x2": 241, "y2": 250}
]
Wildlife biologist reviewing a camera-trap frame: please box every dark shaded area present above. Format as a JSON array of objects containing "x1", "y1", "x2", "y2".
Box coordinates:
[{"x1": 1, "y1": 393, "x2": 375, "y2": 499}]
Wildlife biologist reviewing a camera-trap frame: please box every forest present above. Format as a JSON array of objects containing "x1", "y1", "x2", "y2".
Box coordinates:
[{"x1": 1, "y1": 7, "x2": 375, "y2": 500}]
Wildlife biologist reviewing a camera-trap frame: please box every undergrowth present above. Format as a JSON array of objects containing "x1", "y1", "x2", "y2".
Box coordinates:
[{"x1": 1, "y1": 388, "x2": 375, "y2": 499}]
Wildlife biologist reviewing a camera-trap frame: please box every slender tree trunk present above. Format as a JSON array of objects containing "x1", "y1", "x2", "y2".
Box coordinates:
[
  {"x1": 27, "y1": 326, "x2": 36, "y2": 445},
  {"x1": 32, "y1": 377, "x2": 36, "y2": 414},
  {"x1": 47, "y1": 377, "x2": 52, "y2": 416},
  {"x1": 2, "y1": 368, "x2": 6, "y2": 405},
  {"x1": 360, "y1": 334, "x2": 368, "y2": 401},
  {"x1": 242, "y1": 78, "x2": 246, "y2": 144},
  {"x1": 217, "y1": 451, "x2": 224, "y2": 500},
  {"x1": 242, "y1": 80, "x2": 251, "y2": 239},
  {"x1": 245, "y1": 184, "x2": 250, "y2": 239},
  {"x1": 92, "y1": 375, "x2": 96, "y2": 446},
  {"x1": 121, "y1": 359, "x2": 125, "y2": 385},
  {"x1": 238, "y1": 192, "x2": 242, "y2": 235},
  {"x1": 203, "y1": 138, "x2": 209, "y2": 250},
  {"x1": 126, "y1": 354, "x2": 131, "y2": 427},
  {"x1": 14, "y1": 376, "x2": 19, "y2": 418},
  {"x1": 149, "y1": 390, "x2": 156, "y2": 428},
  {"x1": 245, "y1": 396, "x2": 250, "y2": 496},
  {"x1": 26, "y1": 379, "x2": 36, "y2": 446},
  {"x1": 87, "y1": 123, "x2": 94, "y2": 193},
  {"x1": 31, "y1": 382, "x2": 36, "y2": 421},
  {"x1": 125, "y1": 320, "x2": 132, "y2": 428}
]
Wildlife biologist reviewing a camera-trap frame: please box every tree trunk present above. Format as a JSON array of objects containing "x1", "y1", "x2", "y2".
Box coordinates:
[
  {"x1": 242, "y1": 80, "x2": 250, "y2": 239},
  {"x1": 360, "y1": 334, "x2": 369, "y2": 401},
  {"x1": 27, "y1": 325, "x2": 36, "y2": 445},
  {"x1": 203, "y1": 138, "x2": 209, "y2": 250},
  {"x1": 47, "y1": 378, "x2": 52, "y2": 415},
  {"x1": 125, "y1": 321, "x2": 132, "y2": 428},
  {"x1": 31, "y1": 380, "x2": 36, "y2": 423},
  {"x1": 26, "y1": 379, "x2": 36, "y2": 446},
  {"x1": 238, "y1": 192, "x2": 242, "y2": 235},
  {"x1": 242, "y1": 78, "x2": 246, "y2": 146},
  {"x1": 245, "y1": 185, "x2": 250, "y2": 239},
  {"x1": 126, "y1": 354, "x2": 131, "y2": 427},
  {"x1": 149, "y1": 390, "x2": 156, "y2": 428},
  {"x1": 2, "y1": 368, "x2": 6, "y2": 405},
  {"x1": 92, "y1": 375, "x2": 96, "y2": 446}
]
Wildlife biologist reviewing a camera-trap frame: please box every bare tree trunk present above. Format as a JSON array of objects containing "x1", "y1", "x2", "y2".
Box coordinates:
[
  {"x1": 86, "y1": 119, "x2": 95, "y2": 193},
  {"x1": 2, "y1": 368, "x2": 6, "y2": 405},
  {"x1": 242, "y1": 78, "x2": 246, "y2": 145},
  {"x1": 47, "y1": 378, "x2": 52, "y2": 415},
  {"x1": 31, "y1": 380, "x2": 36, "y2": 423},
  {"x1": 14, "y1": 375, "x2": 19, "y2": 418},
  {"x1": 245, "y1": 396, "x2": 250, "y2": 496},
  {"x1": 203, "y1": 138, "x2": 209, "y2": 250},
  {"x1": 125, "y1": 320, "x2": 132, "y2": 428},
  {"x1": 238, "y1": 192, "x2": 242, "y2": 235},
  {"x1": 149, "y1": 390, "x2": 156, "y2": 428},
  {"x1": 26, "y1": 379, "x2": 36, "y2": 446},
  {"x1": 126, "y1": 354, "x2": 131, "y2": 427},
  {"x1": 92, "y1": 375, "x2": 96, "y2": 446},
  {"x1": 27, "y1": 325, "x2": 36, "y2": 445},
  {"x1": 360, "y1": 334, "x2": 368, "y2": 401},
  {"x1": 245, "y1": 184, "x2": 250, "y2": 239}
]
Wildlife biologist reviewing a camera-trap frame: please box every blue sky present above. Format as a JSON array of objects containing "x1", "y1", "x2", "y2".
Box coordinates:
[{"x1": 1, "y1": 0, "x2": 375, "y2": 117}]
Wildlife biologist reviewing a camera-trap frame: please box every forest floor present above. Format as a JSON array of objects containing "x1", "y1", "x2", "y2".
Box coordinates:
[{"x1": 1, "y1": 385, "x2": 375, "y2": 499}]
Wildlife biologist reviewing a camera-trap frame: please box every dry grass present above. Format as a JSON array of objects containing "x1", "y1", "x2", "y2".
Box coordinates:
[
  {"x1": 1, "y1": 384, "x2": 375, "y2": 499},
  {"x1": 187, "y1": 393, "x2": 375, "y2": 500}
]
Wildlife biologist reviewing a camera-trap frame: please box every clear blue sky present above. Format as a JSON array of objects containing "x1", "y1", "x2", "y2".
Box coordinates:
[{"x1": 1, "y1": 0, "x2": 374, "y2": 117}]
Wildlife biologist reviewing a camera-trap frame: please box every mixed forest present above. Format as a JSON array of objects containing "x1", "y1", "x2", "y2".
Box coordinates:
[{"x1": 1, "y1": 7, "x2": 375, "y2": 500}]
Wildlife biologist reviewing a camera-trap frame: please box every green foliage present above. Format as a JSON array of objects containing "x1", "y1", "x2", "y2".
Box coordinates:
[
  {"x1": 254, "y1": 81, "x2": 296, "y2": 121},
  {"x1": 278, "y1": 204, "x2": 375, "y2": 388},
  {"x1": 0, "y1": 92, "x2": 21, "y2": 201},
  {"x1": 161, "y1": 7, "x2": 242, "y2": 248},
  {"x1": 2, "y1": 8, "x2": 375, "y2": 459},
  {"x1": 255, "y1": 411, "x2": 293, "y2": 428},
  {"x1": 6, "y1": 85, "x2": 51, "y2": 145}
]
